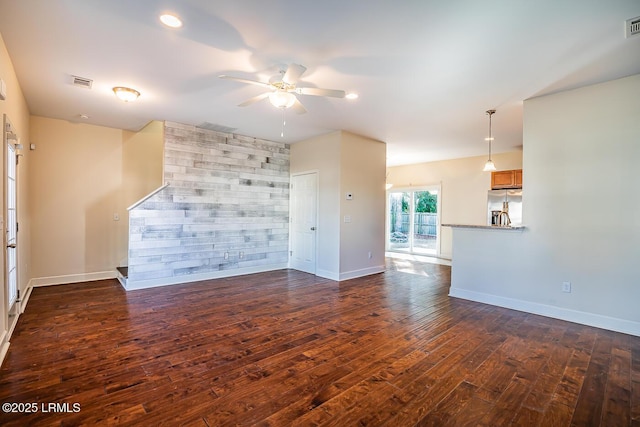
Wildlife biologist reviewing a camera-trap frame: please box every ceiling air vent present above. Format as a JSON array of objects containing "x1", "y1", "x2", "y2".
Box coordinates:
[
  {"x1": 626, "y1": 16, "x2": 640, "y2": 38},
  {"x1": 72, "y1": 75, "x2": 93, "y2": 89},
  {"x1": 196, "y1": 122, "x2": 237, "y2": 133}
]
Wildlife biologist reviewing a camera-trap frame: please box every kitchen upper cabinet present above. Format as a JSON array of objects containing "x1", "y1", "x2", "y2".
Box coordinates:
[
  {"x1": 514, "y1": 169, "x2": 522, "y2": 187},
  {"x1": 491, "y1": 169, "x2": 522, "y2": 189}
]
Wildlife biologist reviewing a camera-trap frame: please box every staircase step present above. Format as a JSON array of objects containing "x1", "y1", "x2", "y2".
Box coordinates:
[{"x1": 116, "y1": 266, "x2": 128, "y2": 279}]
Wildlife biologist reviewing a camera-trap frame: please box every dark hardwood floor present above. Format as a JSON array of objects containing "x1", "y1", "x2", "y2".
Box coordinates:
[{"x1": 1, "y1": 258, "x2": 638, "y2": 426}]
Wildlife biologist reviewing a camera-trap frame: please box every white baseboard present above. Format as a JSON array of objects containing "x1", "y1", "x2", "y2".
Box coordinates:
[
  {"x1": 0, "y1": 285, "x2": 35, "y2": 366},
  {"x1": 449, "y1": 287, "x2": 640, "y2": 337},
  {"x1": 124, "y1": 263, "x2": 289, "y2": 291},
  {"x1": 0, "y1": 330, "x2": 9, "y2": 366},
  {"x1": 20, "y1": 285, "x2": 34, "y2": 314},
  {"x1": 339, "y1": 265, "x2": 385, "y2": 281},
  {"x1": 316, "y1": 269, "x2": 339, "y2": 281},
  {"x1": 316, "y1": 266, "x2": 385, "y2": 282},
  {"x1": 29, "y1": 271, "x2": 117, "y2": 288}
]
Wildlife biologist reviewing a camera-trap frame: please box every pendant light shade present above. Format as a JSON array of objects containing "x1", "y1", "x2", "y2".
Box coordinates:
[
  {"x1": 483, "y1": 159, "x2": 497, "y2": 172},
  {"x1": 483, "y1": 109, "x2": 497, "y2": 171}
]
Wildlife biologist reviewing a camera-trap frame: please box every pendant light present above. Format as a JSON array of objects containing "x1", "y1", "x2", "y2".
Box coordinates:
[{"x1": 483, "y1": 109, "x2": 497, "y2": 172}]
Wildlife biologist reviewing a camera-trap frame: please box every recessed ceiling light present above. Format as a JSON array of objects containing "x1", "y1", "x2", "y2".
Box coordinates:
[
  {"x1": 160, "y1": 13, "x2": 182, "y2": 28},
  {"x1": 112, "y1": 86, "x2": 141, "y2": 102},
  {"x1": 345, "y1": 93, "x2": 359, "y2": 100}
]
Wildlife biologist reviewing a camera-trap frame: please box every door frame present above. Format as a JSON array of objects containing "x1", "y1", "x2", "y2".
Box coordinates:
[
  {"x1": 385, "y1": 184, "x2": 442, "y2": 257},
  {"x1": 5, "y1": 141, "x2": 17, "y2": 307},
  {"x1": 289, "y1": 170, "x2": 319, "y2": 274},
  {"x1": 3, "y1": 114, "x2": 21, "y2": 344}
]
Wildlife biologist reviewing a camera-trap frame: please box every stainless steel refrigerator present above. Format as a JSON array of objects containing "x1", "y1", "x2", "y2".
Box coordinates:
[{"x1": 488, "y1": 189, "x2": 522, "y2": 226}]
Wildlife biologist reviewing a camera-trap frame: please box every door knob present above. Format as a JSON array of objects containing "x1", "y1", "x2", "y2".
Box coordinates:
[
  {"x1": 310, "y1": 227, "x2": 316, "y2": 231},
  {"x1": 6, "y1": 243, "x2": 16, "y2": 249}
]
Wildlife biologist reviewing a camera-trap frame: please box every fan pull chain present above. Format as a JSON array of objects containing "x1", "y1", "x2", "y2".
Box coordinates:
[{"x1": 281, "y1": 108, "x2": 286, "y2": 138}]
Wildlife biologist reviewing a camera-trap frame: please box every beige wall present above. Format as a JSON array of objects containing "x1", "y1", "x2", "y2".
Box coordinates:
[
  {"x1": 27, "y1": 117, "x2": 164, "y2": 281},
  {"x1": 122, "y1": 120, "x2": 164, "y2": 207},
  {"x1": 0, "y1": 35, "x2": 30, "y2": 144},
  {"x1": 29, "y1": 117, "x2": 125, "y2": 279},
  {"x1": 387, "y1": 151, "x2": 523, "y2": 258},
  {"x1": 122, "y1": 120, "x2": 163, "y2": 266},
  {"x1": 290, "y1": 131, "x2": 341, "y2": 276},
  {"x1": 291, "y1": 130, "x2": 386, "y2": 280},
  {"x1": 0, "y1": 33, "x2": 31, "y2": 342},
  {"x1": 450, "y1": 74, "x2": 640, "y2": 335},
  {"x1": 340, "y1": 132, "x2": 386, "y2": 275}
]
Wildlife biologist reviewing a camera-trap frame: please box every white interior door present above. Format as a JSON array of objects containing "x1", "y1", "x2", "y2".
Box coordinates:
[
  {"x1": 290, "y1": 172, "x2": 317, "y2": 274},
  {"x1": 6, "y1": 136, "x2": 18, "y2": 307}
]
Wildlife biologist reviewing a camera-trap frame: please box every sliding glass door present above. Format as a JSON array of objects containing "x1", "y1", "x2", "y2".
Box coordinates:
[{"x1": 387, "y1": 186, "x2": 440, "y2": 256}]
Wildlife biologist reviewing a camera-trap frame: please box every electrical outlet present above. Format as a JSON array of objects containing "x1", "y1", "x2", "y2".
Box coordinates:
[
  {"x1": 562, "y1": 281, "x2": 571, "y2": 293},
  {"x1": 224, "y1": 252, "x2": 229, "y2": 260},
  {"x1": 368, "y1": 251, "x2": 372, "y2": 259},
  {"x1": 239, "y1": 251, "x2": 244, "y2": 259}
]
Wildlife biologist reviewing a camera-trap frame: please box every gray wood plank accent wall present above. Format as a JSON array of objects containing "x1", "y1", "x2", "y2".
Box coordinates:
[{"x1": 127, "y1": 122, "x2": 290, "y2": 287}]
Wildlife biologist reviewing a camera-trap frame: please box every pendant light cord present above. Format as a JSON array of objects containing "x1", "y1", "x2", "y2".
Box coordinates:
[{"x1": 487, "y1": 110, "x2": 493, "y2": 161}]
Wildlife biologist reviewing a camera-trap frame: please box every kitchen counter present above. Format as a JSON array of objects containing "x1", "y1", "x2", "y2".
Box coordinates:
[{"x1": 443, "y1": 224, "x2": 525, "y2": 231}]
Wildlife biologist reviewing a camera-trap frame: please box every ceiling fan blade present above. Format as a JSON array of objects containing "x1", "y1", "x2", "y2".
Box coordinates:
[
  {"x1": 296, "y1": 87, "x2": 346, "y2": 98},
  {"x1": 238, "y1": 92, "x2": 270, "y2": 107},
  {"x1": 282, "y1": 64, "x2": 307, "y2": 85},
  {"x1": 291, "y1": 98, "x2": 307, "y2": 115},
  {"x1": 219, "y1": 75, "x2": 272, "y2": 89}
]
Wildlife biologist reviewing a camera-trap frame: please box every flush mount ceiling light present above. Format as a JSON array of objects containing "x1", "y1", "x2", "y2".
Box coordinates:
[
  {"x1": 160, "y1": 13, "x2": 182, "y2": 28},
  {"x1": 112, "y1": 86, "x2": 140, "y2": 102},
  {"x1": 345, "y1": 92, "x2": 359, "y2": 100},
  {"x1": 483, "y1": 109, "x2": 497, "y2": 172}
]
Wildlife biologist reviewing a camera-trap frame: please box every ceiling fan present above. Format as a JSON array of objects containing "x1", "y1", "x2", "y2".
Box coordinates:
[{"x1": 219, "y1": 63, "x2": 346, "y2": 114}]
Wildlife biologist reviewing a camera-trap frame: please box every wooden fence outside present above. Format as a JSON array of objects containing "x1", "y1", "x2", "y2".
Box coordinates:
[{"x1": 396, "y1": 213, "x2": 437, "y2": 237}]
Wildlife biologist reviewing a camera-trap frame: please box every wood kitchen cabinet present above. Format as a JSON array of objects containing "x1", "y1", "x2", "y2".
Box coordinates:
[
  {"x1": 514, "y1": 169, "x2": 522, "y2": 187},
  {"x1": 491, "y1": 169, "x2": 522, "y2": 189}
]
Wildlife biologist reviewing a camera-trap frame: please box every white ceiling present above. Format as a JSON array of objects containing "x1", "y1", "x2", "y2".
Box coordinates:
[{"x1": 1, "y1": 1, "x2": 639, "y2": 166}]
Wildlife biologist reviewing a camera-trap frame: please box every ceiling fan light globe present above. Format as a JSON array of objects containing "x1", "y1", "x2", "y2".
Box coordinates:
[{"x1": 269, "y1": 91, "x2": 296, "y2": 109}]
